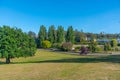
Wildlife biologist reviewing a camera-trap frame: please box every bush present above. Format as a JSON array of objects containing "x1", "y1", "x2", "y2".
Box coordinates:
[
  {"x1": 110, "y1": 39, "x2": 118, "y2": 47},
  {"x1": 80, "y1": 46, "x2": 88, "y2": 55},
  {"x1": 104, "y1": 42, "x2": 111, "y2": 51},
  {"x1": 42, "y1": 40, "x2": 51, "y2": 48},
  {"x1": 88, "y1": 41, "x2": 97, "y2": 53},
  {"x1": 52, "y1": 43, "x2": 62, "y2": 49},
  {"x1": 61, "y1": 42, "x2": 73, "y2": 51},
  {"x1": 74, "y1": 46, "x2": 81, "y2": 52},
  {"x1": 114, "y1": 47, "x2": 120, "y2": 51},
  {"x1": 95, "y1": 46, "x2": 104, "y2": 52}
]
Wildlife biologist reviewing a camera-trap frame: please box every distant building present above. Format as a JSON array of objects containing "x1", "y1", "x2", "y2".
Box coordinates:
[{"x1": 97, "y1": 39, "x2": 111, "y2": 43}]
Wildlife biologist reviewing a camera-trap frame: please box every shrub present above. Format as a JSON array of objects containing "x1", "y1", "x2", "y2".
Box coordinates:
[
  {"x1": 88, "y1": 40, "x2": 97, "y2": 53},
  {"x1": 61, "y1": 42, "x2": 73, "y2": 51},
  {"x1": 110, "y1": 39, "x2": 118, "y2": 47},
  {"x1": 115, "y1": 47, "x2": 120, "y2": 51},
  {"x1": 42, "y1": 40, "x2": 51, "y2": 48},
  {"x1": 74, "y1": 46, "x2": 81, "y2": 52},
  {"x1": 95, "y1": 46, "x2": 104, "y2": 52},
  {"x1": 80, "y1": 46, "x2": 88, "y2": 55},
  {"x1": 52, "y1": 43, "x2": 61, "y2": 49},
  {"x1": 104, "y1": 42, "x2": 111, "y2": 51}
]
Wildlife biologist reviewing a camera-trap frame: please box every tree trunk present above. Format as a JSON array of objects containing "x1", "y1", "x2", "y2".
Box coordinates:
[{"x1": 6, "y1": 57, "x2": 10, "y2": 64}]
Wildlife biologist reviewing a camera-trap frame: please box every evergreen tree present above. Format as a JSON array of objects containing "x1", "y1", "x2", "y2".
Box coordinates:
[
  {"x1": 57, "y1": 26, "x2": 65, "y2": 43},
  {"x1": 38, "y1": 25, "x2": 47, "y2": 47},
  {"x1": 66, "y1": 26, "x2": 74, "y2": 43},
  {"x1": 48, "y1": 25, "x2": 56, "y2": 43},
  {"x1": 0, "y1": 26, "x2": 36, "y2": 64},
  {"x1": 28, "y1": 31, "x2": 36, "y2": 39}
]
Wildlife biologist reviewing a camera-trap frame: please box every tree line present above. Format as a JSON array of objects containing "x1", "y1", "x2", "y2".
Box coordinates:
[{"x1": 28, "y1": 25, "x2": 120, "y2": 48}]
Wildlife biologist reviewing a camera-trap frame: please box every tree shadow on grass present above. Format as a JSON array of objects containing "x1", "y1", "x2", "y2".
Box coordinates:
[{"x1": 8, "y1": 55, "x2": 120, "y2": 64}]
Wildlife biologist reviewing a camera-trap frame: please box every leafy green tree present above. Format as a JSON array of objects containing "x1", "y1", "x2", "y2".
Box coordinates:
[
  {"x1": 110, "y1": 39, "x2": 118, "y2": 47},
  {"x1": 57, "y1": 26, "x2": 65, "y2": 43},
  {"x1": 38, "y1": 25, "x2": 47, "y2": 48},
  {"x1": 0, "y1": 26, "x2": 36, "y2": 64},
  {"x1": 66, "y1": 26, "x2": 74, "y2": 43},
  {"x1": 48, "y1": 25, "x2": 56, "y2": 44}
]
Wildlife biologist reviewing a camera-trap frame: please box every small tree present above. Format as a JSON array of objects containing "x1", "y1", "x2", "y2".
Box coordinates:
[
  {"x1": 104, "y1": 42, "x2": 111, "y2": 51},
  {"x1": 0, "y1": 26, "x2": 36, "y2": 64},
  {"x1": 42, "y1": 40, "x2": 51, "y2": 48},
  {"x1": 88, "y1": 40, "x2": 97, "y2": 53},
  {"x1": 110, "y1": 39, "x2": 118, "y2": 47}
]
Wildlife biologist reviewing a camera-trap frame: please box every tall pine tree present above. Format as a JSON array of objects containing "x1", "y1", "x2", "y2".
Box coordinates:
[
  {"x1": 57, "y1": 26, "x2": 65, "y2": 43},
  {"x1": 48, "y1": 25, "x2": 56, "y2": 44},
  {"x1": 66, "y1": 26, "x2": 74, "y2": 43},
  {"x1": 38, "y1": 25, "x2": 47, "y2": 48}
]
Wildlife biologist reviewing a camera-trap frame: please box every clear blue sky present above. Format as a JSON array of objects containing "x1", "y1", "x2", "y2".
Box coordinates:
[{"x1": 0, "y1": 0, "x2": 120, "y2": 34}]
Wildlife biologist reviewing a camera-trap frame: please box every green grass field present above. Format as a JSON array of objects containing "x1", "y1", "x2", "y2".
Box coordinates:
[{"x1": 0, "y1": 49, "x2": 120, "y2": 80}]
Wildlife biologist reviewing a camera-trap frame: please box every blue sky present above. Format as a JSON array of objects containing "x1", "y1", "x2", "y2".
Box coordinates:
[{"x1": 0, "y1": 0, "x2": 120, "y2": 34}]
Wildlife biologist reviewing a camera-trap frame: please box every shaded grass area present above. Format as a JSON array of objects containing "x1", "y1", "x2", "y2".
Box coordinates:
[
  {"x1": 0, "y1": 49, "x2": 120, "y2": 80},
  {"x1": 8, "y1": 55, "x2": 120, "y2": 64},
  {"x1": 1, "y1": 49, "x2": 120, "y2": 64}
]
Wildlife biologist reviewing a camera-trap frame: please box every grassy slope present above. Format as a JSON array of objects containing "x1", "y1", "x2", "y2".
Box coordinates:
[{"x1": 0, "y1": 49, "x2": 120, "y2": 80}]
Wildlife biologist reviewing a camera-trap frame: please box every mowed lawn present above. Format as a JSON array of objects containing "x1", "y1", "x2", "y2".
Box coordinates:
[{"x1": 0, "y1": 49, "x2": 120, "y2": 80}]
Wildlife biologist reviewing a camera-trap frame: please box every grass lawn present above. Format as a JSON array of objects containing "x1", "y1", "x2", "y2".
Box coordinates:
[{"x1": 0, "y1": 49, "x2": 120, "y2": 80}]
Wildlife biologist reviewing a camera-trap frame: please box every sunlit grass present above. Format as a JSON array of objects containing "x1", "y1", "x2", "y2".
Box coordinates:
[{"x1": 0, "y1": 49, "x2": 120, "y2": 80}]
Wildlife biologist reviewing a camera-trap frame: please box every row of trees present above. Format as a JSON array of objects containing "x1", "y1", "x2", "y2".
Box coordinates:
[
  {"x1": 37, "y1": 25, "x2": 74, "y2": 48},
  {"x1": 33, "y1": 25, "x2": 120, "y2": 48},
  {"x1": 0, "y1": 26, "x2": 36, "y2": 64}
]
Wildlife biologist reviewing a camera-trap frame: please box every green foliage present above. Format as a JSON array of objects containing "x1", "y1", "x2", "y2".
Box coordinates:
[
  {"x1": 28, "y1": 31, "x2": 36, "y2": 38},
  {"x1": 42, "y1": 40, "x2": 51, "y2": 48},
  {"x1": 0, "y1": 26, "x2": 36, "y2": 63},
  {"x1": 95, "y1": 46, "x2": 104, "y2": 52},
  {"x1": 38, "y1": 25, "x2": 47, "y2": 48},
  {"x1": 114, "y1": 47, "x2": 120, "y2": 51},
  {"x1": 57, "y1": 26, "x2": 65, "y2": 43},
  {"x1": 52, "y1": 43, "x2": 62, "y2": 49},
  {"x1": 61, "y1": 42, "x2": 73, "y2": 51},
  {"x1": 66, "y1": 26, "x2": 74, "y2": 43},
  {"x1": 110, "y1": 39, "x2": 118, "y2": 47},
  {"x1": 48, "y1": 25, "x2": 57, "y2": 44},
  {"x1": 88, "y1": 40, "x2": 97, "y2": 53},
  {"x1": 104, "y1": 42, "x2": 111, "y2": 51}
]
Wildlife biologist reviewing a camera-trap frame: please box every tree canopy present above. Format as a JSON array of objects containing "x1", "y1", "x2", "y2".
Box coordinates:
[
  {"x1": 38, "y1": 25, "x2": 47, "y2": 48},
  {"x1": 66, "y1": 26, "x2": 74, "y2": 43},
  {"x1": 0, "y1": 26, "x2": 36, "y2": 63}
]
